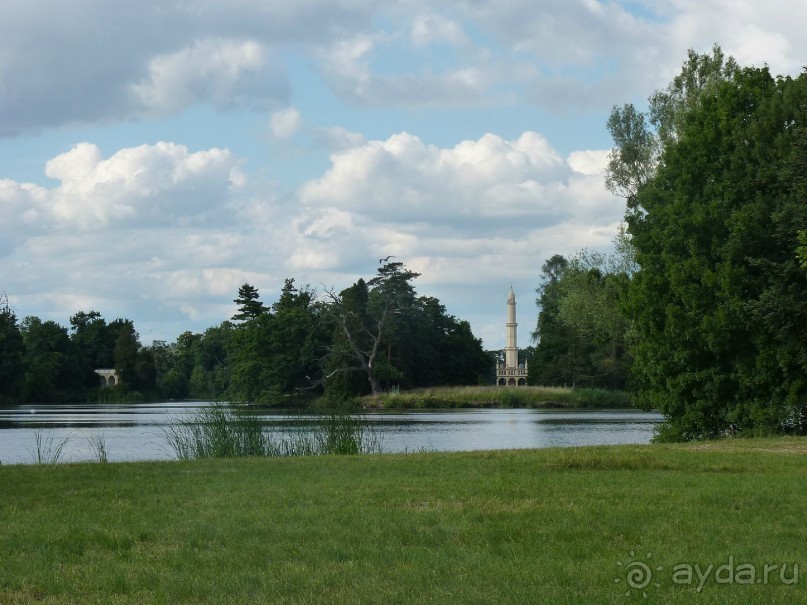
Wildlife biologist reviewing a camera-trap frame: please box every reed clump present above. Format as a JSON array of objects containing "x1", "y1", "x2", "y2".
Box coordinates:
[
  {"x1": 31, "y1": 430, "x2": 71, "y2": 465},
  {"x1": 162, "y1": 403, "x2": 381, "y2": 460}
]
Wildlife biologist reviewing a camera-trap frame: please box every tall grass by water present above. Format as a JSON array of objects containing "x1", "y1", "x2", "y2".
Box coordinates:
[
  {"x1": 366, "y1": 385, "x2": 634, "y2": 409},
  {"x1": 85, "y1": 433, "x2": 109, "y2": 463},
  {"x1": 162, "y1": 403, "x2": 381, "y2": 459},
  {"x1": 30, "y1": 430, "x2": 70, "y2": 465}
]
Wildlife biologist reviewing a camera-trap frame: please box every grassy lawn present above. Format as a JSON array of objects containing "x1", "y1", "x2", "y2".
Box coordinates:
[{"x1": 1, "y1": 438, "x2": 806, "y2": 604}]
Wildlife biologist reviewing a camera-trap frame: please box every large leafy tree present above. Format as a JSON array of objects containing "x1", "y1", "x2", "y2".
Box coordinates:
[
  {"x1": 228, "y1": 279, "x2": 323, "y2": 403},
  {"x1": 113, "y1": 319, "x2": 156, "y2": 393},
  {"x1": 267, "y1": 279, "x2": 324, "y2": 394},
  {"x1": 606, "y1": 44, "x2": 737, "y2": 205},
  {"x1": 529, "y1": 254, "x2": 579, "y2": 386},
  {"x1": 70, "y1": 310, "x2": 112, "y2": 380},
  {"x1": 21, "y1": 316, "x2": 85, "y2": 402},
  {"x1": 624, "y1": 56, "x2": 807, "y2": 439},
  {"x1": 149, "y1": 331, "x2": 204, "y2": 399},
  {"x1": 429, "y1": 311, "x2": 491, "y2": 386},
  {"x1": 193, "y1": 323, "x2": 233, "y2": 398},
  {"x1": 387, "y1": 295, "x2": 491, "y2": 388},
  {"x1": 529, "y1": 245, "x2": 632, "y2": 389},
  {"x1": 0, "y1": 294, "x2": 25, "y2": 403}
]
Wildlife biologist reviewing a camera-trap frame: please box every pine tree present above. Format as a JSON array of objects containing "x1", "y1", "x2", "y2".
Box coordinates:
[{"x1": 232, "y1": 283, "x2": 266, "y2": 321}]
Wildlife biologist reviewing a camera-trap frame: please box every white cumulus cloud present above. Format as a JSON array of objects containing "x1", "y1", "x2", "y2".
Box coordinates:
[
  {"x1": 37, "y1": 142, "x2": 245, "y2": 230},
  {"x1": 298, "y1": 131, "x2": 612, "y2": 231}
]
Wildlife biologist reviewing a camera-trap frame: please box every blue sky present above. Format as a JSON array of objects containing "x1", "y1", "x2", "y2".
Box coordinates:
[{"x1": 2, "y1": 0, "x2": 806, "y2": 350}]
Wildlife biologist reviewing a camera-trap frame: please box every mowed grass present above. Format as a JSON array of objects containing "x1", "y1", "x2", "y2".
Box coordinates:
[{"x1": 2, "y1": 438, "x2": 807, "y2": 604}]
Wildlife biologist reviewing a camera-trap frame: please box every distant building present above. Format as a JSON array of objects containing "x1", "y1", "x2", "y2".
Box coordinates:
[
  {"x1": 496, "y1": 287, "x2": 528, "y2": 386},
  {"x1": 95, "y1": 369, "x2": 119, "y2": 388}
]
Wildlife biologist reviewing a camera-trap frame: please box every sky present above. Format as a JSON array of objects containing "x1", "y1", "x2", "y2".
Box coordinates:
[{"x1": 2, "y1": 0, "x2": 807, "y2": 351}]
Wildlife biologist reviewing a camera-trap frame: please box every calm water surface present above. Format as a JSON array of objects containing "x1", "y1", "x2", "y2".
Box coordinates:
[{"x1": 0, "y1": 402, "x2": 663, "y2": 465}]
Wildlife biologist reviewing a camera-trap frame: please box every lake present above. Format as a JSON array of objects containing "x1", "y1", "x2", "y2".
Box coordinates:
[{"x1": 0, "y1": 402, "x2": 663, "y2": 465}]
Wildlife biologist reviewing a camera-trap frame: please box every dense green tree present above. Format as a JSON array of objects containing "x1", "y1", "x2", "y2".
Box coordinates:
[
  {"x1": 173, "y1": 331, "x2": 203, "y2": 397},
  {"x1": 227, "y1": 313, "x2": 277, "y2": 402},
  {"x1": 113, "y1": 320, "x2": 140, "y2": 385},
  {"x1": 148, "y1": 340, "x2": 185, "y2": 399},
  {"x1": 798, "y1": 230, "x2": 807, "y2": 269},
  {"x1": 529, "y1": 248, "x2": 632, "y2": 389},
  {"x1": 133, "y1": 348, "x2": 157, "y2": 393},
  {"x1": 232, "y1": 283, "x2": 266, "y2": 322},
  {"x1": 20, "y1": 317, "x2": 85, "y2": 402},
  {"x1": 529, "y1": 255, "x2": 579, "y2": 386},
  {"x1": 267, "y1": 280, "x2": 324, "y2": 394},
  {"x1": 149, "y1": 332, "x2": 197, "y2": 399},
  {"x1": 321, "y1": 278, "x2": 374, "y2": 399},
  {"x1": 192, "y1": 323, "x2": 233, "y2": 398},
  {"x1": 434, "y1": 312, "x2": 491, "y2": 386},
  {"x1": 648, "y1": 45, "x2": 738, "y2": 148},
  {"x1": 0, "y1": 295, "x2": 25, "y2": 403},
  {"x1": 111, "y1": 319, "x2": 156, "y2": 393},
  {"x1": 70, "y1": 310, "x2": 108, "y2": 385},
  {"x1": 389, "y1": 295, "x2": 490, "y2": 388},
  {"x1": 624, "y1": 58, "x2": 807, "y2": 439},
  {"x1": 227, "y1": 279, "x2": 323, "y2": 403}
]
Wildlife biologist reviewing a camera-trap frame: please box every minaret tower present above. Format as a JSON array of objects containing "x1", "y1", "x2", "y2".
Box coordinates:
[
  {"x1": 505, "y1": 286, "x2": 518, "y2": 368},
  {"x1": 496, "y1": 286, "x2": 528, "y2": 386}
]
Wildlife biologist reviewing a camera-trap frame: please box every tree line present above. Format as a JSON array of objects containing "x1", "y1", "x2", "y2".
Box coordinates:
[
  {"x1": 530, "y1": 45, "x2": 807, "y2": 440},
  {"x1": 0, "y1": 262, "x2": 492, "y2": 405}
]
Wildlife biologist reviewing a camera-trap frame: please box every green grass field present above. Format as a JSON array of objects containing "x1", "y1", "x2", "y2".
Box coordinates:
[{"x1": 2, "y1": 438, "x2": 806, "y2": 604}]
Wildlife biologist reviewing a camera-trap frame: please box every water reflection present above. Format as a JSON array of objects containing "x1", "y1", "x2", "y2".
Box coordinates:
[{"x1": 0, "y1": 402, "x2": 663, "y2": 465}]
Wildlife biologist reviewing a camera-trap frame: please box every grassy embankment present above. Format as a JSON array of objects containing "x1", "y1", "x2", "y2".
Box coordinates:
[
  {"x1": 360, "y1": 385, "x2": 634, "y2": 409},
  {"x1": 2, "y1": 438, "x2": 806, "y2": 604}
]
